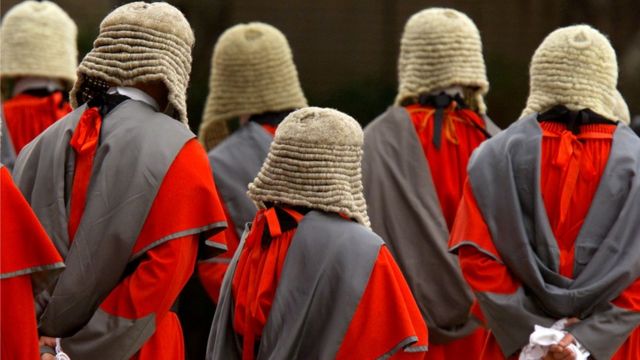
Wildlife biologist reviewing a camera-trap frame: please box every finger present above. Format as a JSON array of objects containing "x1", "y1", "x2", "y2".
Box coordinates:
[
  {"x1": 41, "y1": 354, "x2": 55, "y2": 360},
  {"x1": 549, "y1": 344, "x2": 563, "y2": 353},
  {"x1": 560, "y1": 347, "x2": 576, "y2": 360},
  {"x1": 39, "y1": 336, "x2": 57, "y2": 347},
  {"x1": 558, "y1": 333, "x2": 575, "y2": 347}
]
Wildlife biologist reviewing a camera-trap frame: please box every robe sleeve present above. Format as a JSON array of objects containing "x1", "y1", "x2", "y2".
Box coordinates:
[
  {"x1": 99, "y1": 235, "x2": 197, "y2": 320},
  {"x1": 336, "y1": 246, "x2": 428, "y2": 359},
  {"x1": 449, "y1": 181, "x2": 522, "y2": 297},
  {"x1": 613, "y1": 279, "x2": 640, "y2": 312},
  {"x1": 131, "y1": 139, "x2": 228, "y2": 256},
  {"x1": 567, "y1": 277, "x2": 640, "y2": 359},
  {"x1": 111, "y1": 138, "x2": 226, "y2": 318},
  {"x1": 197, "y1": 201, "x2": 240, "y2": 303},
  {"x1": 449, "y1": 181, "x2": 556, "y2": 357}
]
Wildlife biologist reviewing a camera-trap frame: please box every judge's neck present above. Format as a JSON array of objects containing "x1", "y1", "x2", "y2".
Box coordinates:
[{"x1": 107, "y1": 86, "x2": 161, "y2": 112}]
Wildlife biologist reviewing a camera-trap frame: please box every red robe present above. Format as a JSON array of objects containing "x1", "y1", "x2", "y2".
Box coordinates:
[
  {"x1": 337, "y1": 245, "x2": 429, "y2": 359},
  {"x1": 3, "y1": 92, "x2": 71, "y2": 154},
  {"x1": 0, "y1": 166, "x2": 64, "y2": 360},
  {"x1": 80, "y1": 139, "x2": 226, "y2": 359},
  {"x1": 406, "y1": 103, "x2": 489, "y2": 359},
  {"x1": 451, "y1": 122, "x2": 640, "y2": 359},
  {"x1": 231, "y1": 208, "x2": 428, "y2": 360}
]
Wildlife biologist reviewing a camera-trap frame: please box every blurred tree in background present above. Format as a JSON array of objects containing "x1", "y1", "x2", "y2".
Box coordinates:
[{"x1": 2, "y1": 0, "x2": 638, "y2": 131}]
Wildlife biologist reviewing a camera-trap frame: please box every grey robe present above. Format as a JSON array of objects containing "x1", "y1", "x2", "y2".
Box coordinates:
[
  {"x1": 208, "y1": 122, "x2": 272, "y2": 238},
  {"x1": 362, "y1": 106, "x2": 499, "y2": 343},
  {"x1": 1, "y1": 110, "x2": 16, "y2": 171}
]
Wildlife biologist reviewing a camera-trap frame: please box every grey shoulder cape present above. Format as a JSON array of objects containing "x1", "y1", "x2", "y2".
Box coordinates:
[
  {"x1": 458, "y1": 114, "x2": 640, "y2": 359},
  {"x1": 208, "y1": 211, "x2": 423, "y2": 359},
  {"x1": 14, "y1": 99, "x2": 226, "y2": 360},
  {"x1": 208, "y1": 122, "x2": 272, "y2": 237},
  {"x1": 362, "y1": 106, "x2": 499, "y2": 343}
]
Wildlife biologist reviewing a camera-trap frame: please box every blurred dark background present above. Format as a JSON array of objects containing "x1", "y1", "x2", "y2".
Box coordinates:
[
  {"x1": 1, "y1": 1, "x2": 638, "y2": 358},
  {"x1": 2, "y1": 0, "x2": 639, "y2": 131}
]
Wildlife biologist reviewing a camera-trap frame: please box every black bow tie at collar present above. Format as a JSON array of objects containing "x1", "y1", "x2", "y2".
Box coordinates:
[
  {"x1": 259, "y1": 204, "x2": 310, "y2": 248},
  {"x1": 418, "y1": 92, "x2": 468, "y2": 109},
  {"x1": 537, "y1": 105, "x2": 616, "y2": 135},
  {"x1": 417, "y1": 92, "x2": 468, "y2": 149},
  {"x1": 87, "y1": 92, "x2": 130, "y2": 119}
]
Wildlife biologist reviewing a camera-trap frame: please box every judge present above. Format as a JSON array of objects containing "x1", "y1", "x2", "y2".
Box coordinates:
[
  {"x1": 450, "y1": 25, "x2": 640, "y2": 360},
  {"x1": 208, "y1": 107, "x2": 428, "y2": 360},
  {"x1": 1, "y1": 1, "x2": 77, "y2": 156},
  {"x1": 362, "y1": 8, "x2": 498, "y2": 360},
  {"x1": 13, "y1": 3, "x2": 228, "y2": 359},
  {"x1": 197, "y1": 22, "x2": 307, "y2": 303}
]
